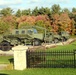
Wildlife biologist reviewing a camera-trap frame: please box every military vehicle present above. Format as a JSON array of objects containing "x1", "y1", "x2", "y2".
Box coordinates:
[
  {"x1": 0, "y1": 26, "x2": 70, "y2": 51},
  {"x1": 59, "y1": 31, "x2": 70, "y2": 41}
]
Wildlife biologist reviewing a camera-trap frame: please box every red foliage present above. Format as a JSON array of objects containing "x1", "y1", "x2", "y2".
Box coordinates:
[{"x1": 35, "y1": 15, "x2": 49, "y2": 22}]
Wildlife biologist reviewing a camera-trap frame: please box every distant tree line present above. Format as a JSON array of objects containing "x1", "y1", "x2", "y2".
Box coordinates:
[{"x1": 0, "y1": 4, "x2": 76, "y2": 35}]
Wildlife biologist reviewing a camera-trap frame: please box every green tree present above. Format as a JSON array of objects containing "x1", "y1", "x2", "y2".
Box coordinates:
[
  {"x1": 0, "y1": 7, "x2": 13, "y2": 16},
  {"x1": 51, "y1": 4, "x2": 61, "y2": 14},
  {"x1": 15, "y1": 9, "x2": 22, "y2": 17},
  {"x1": 72, "y1": 7, "x2": 76, "y2": 13},
  {"x1": 0, "y1": 21, "x2": 10, "y2": 34},
  {"x1": 18, "y1": 22, "x2": 33, "y2": 29},
  {"x1": 62, "y1": 8, "x2": 70, "y2": 14},
  {"x1": 22, "y1": 9, "x2": 31, "y2": 15},
  {"x1": 38, "y1": 7, "x2": 51, "y2": 15},
  {"x1": 35, "y1": 20, "x2": 51, "y2": 32},
  {"x1": 32, "y1": 7, "x2": 39, "y2": 16},
  {"x1": 38, "y1": 7, "x2": 45, "y2": 15}
]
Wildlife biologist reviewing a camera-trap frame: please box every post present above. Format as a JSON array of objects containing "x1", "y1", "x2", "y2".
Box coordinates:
[{"x1": 12, "y1": 45, "x2": 28, "y2": 70}]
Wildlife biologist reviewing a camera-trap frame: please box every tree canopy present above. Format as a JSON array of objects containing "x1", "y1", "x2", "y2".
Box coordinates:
[{"x1": 0, "y1": 4, "x2": 76, "y2": 35}]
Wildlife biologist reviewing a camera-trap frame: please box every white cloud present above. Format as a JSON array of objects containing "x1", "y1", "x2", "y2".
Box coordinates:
[
  {"x1": 27, "y1": 0, "x2": 41, "y2": 4},
  {"x1": 58, "y1": 0, "x2": 69, "y2": 3},
  {"x1": 0, "y1": 0, "x2": 22, "y2": 6},
  {"x1": 47, "y1": 0, "x2": 70, "y2": 4}
]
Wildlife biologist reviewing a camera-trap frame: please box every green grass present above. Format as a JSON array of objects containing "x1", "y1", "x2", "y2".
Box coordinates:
[
  {"x1": 0, "y1": 56, "x2": 13, "y2": 64},
  {"x1": 47, "y1": 41, "x2": 76, "y2": 51},
  {"x1": 0, "y1": 68, "x2": 76, "y2": 75}
]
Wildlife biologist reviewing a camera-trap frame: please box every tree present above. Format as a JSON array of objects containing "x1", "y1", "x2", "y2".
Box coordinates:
[
  {"x1": 15, "y1": 9, "x2": 22, "y2": 17},
  {"x1": 70, "y1": 13, "x2": 76, "y2": 35},
  {"x1": 50, "y1": 14, "x2": 60, "y2": 33},
  {"x1": 16, "y1": 16, "x2": 36, "y2": 28},
  {"x1": 1, "y1": 15, "x2": 17, "y2": 30},
  {"x1": 38, "y1": 7, "x2": 45, "y2": 15},
  {"x1": 32, "y1": 7, "x2": 39, "y2": 16},
  {"x1": 51, "y1": 4, "x2": 61, "y2": 14},
  {"x1": 0, "y1": 7, "x2": 13, "y2": 16},
  {"x1": 35, "y1": 15, "x2": 51, "y2": 31},
  {"x1": 72, "y1": 7, "x2": 76, "y2": 13},
  {"x1": 70, "y1": 8, "x2": 76, "y2": 35},
  {"x1": 0, "y1": 21, "x2": 10, "y2": 34},
  {"x1": 62, "y1": 8, "x2": 70, "y2": 14},
  {"x1": 22, "y1": 9, "x2": 31, "y2": 16},
  {"x1": 58, "y1": 13, "x2": 72, "y2": 33},
  {"x1": 38, "y1": 7, "x2": 51, "y2": 15},
  {"x1": 18, "y1": 22, "x2": 33, "y2": 29}
]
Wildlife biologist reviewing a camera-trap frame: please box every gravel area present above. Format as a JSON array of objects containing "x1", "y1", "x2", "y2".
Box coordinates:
[
  {"x1": 0, "y1": 64, "x2": 7, "y2": 70},
  {"x1": 0, "y1": 50, "x2": 13, "y2": 56}
]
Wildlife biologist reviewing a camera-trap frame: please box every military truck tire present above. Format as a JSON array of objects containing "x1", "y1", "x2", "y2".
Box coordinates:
[
  {"x1": 0, "y1": 41, "x2": 11, "y2": 51},
  {"x1": 54, "y1": 38, "x2": 59, "y2": 43},
  {"x1": 62, "y1": 37, "x2": 67, "y2": 42},
  {"x1": 33, "y1": 39, "x2": 41, "y2": 46}
]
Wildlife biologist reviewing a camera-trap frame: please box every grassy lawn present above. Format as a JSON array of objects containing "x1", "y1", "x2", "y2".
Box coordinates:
[
  {"x1": 47, "y1": 41, "x2": 76, "y2": 51},
  {"x1": 0, "y1": 68, "x2": 76, "y2": 75},
  {"x1": 0, "y1": 56, "x2": 13, "y2": 64}
]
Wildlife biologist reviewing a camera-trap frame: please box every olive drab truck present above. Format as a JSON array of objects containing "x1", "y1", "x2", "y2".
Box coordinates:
[{"x1": 0, "y1": 26, "x2": 70, "y2": 51}]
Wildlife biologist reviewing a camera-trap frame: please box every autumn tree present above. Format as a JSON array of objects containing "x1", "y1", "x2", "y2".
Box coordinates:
[
  {"x1": 16, "y1": 16, "x2": 36, "y2": 28},
  {"x1": 35, "y1": 15, "x2": 51, "y2": 31},
  {"x1": 1, "y1": 16, "x2": 17, "y2": 31},
  {"x1": 50, "y1": 14, "x2": 60, "y2": 33},
  {"x1": 70, "y1": 8, "x2": 76, "y2": 35},
  {"x1": 58, "y1": 13, "x2": 72, "y2": 34}
]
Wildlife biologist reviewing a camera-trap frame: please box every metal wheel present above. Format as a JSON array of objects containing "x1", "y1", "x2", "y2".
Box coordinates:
[{"x1": 0, "y1": 41, "x2": 11, "y2": 51}]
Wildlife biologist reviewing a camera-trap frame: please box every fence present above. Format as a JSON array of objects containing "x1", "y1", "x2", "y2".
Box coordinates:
[{"x1": 26, "y1": 50, "x2": 76, "y2": 68}]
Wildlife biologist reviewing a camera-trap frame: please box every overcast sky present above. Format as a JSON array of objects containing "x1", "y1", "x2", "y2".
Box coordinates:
[{"x1": 0, "y1": 0, "x2": 76, "y2": 11}]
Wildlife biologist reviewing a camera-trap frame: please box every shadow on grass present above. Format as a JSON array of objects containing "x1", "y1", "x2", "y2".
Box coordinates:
[{"x1": 8, "y1": 58, "x2": 14, "y2": 64}]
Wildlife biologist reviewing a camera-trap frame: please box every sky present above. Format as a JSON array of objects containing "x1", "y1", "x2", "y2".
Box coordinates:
[{"x1": 0, "y1": 0, "x2": 76, "y2": 11}]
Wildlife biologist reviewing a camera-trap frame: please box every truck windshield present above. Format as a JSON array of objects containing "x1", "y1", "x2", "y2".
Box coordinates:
[{"x1": 33, "y1": 29, "x2": 37, "y2": 33}]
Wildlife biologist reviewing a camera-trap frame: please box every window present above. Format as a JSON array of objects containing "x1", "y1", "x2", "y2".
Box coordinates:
[
  {"x1": 22, "y1": 30, "x2": 25, "y2": 34},
  {"x1": 27, "y1": 30, "x2": 33, "y2": 34},
  {"x1": 33, "y1": 29, "x2": 37, "y2": 33},
  {"x1": 16, "y1": 31, "x2": 19, "y2": 34}
]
